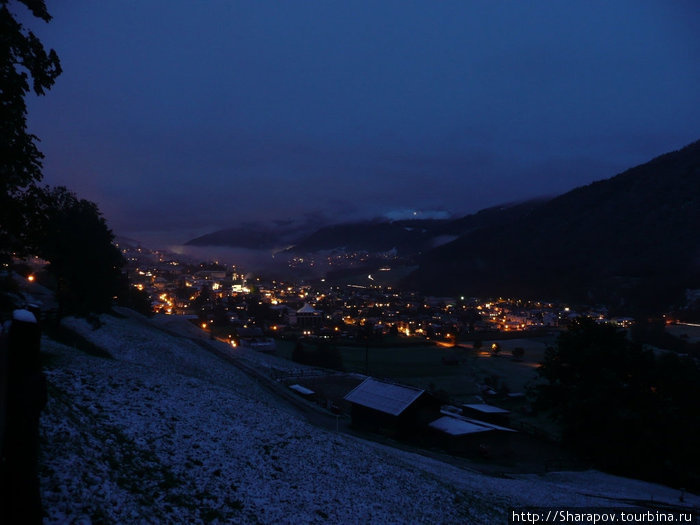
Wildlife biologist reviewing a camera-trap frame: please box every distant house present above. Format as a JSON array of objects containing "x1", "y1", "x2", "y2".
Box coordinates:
[
  {"x1": 292, "y1": 303, "x2": 322, "y2": 329},
  {"x1": 343, "y1": 377, "x2": 441, "y2": 436},
  {"x1": 461, "y1": 403, "x2": 510, "y2": 425},
  {"x1": 428, "y1": 410, "x2": 516, "y2": 457}
]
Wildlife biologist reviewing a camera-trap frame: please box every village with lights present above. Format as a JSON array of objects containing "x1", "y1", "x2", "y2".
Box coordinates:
[{"x1": 121, "y1": 241, "x2": 635, "y2": 351}]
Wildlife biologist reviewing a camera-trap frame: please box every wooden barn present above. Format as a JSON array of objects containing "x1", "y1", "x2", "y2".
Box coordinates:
[
  {"x1": 343, "y1": 378, "x2": 441, "y2": 437},
  {"x1": 428, "y1": 410, "x2": 516, "y2": 458},
  {"x1": 461, "y1": 403, "x2": 510, "y2": 425}
]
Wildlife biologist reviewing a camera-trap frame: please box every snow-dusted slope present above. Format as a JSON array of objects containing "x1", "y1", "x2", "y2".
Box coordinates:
[{"x1": 39, "y1": 313, "x2": 697, "y2": 524}]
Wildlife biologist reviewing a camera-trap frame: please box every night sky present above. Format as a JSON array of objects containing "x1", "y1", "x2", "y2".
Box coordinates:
[{"x1": 21, "y1": 1, "x2": 700, "y2": 247}]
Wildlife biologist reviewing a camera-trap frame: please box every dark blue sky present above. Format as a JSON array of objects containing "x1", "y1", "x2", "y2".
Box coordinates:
[{"x1": 23, "y1": 1, "x2": 700, "y2": 246}]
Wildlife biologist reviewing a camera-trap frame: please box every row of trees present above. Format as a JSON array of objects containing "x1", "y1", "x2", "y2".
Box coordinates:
[
  {"x1": 535, "y1": 317, "x2": 700, "y2": 489},
  {"x1": 32, "y1": 187, "x2": 124, "y2": 314},
  {"x1": 2, "y1": 1, "x2": 124, "y2": 316},
  {"x1": 1, "y1": 0, "x2": 61, "y2": 257}
]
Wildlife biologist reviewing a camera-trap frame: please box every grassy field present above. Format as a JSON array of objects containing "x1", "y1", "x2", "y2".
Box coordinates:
[{"x1": 274, "y1": 335, "x2": 557, "y2": 404}]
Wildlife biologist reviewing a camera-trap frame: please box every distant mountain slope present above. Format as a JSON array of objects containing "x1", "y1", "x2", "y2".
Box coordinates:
[
  {"x1": 404, "y1": 140, "x2": 700, "y2": 312},
  {"x1": 284, "y1": 200, "x2": 548, "y2": 256},
  {"x1": 185, "y1": 218, "x2": 452, "y2": 254},
  {"x1": 186, "y1": 226, "x2": 286, "y2": 250},
  {"x1": 185, "y1": 200, "x2": 547, "y2": 256},
  {"x1": 283, "y1": 220, "x2": 441, "y2": 255},
  {"x1": 184, "y1": 219, "x2": 319, "y2": 250},
  {"x1": 437, "y1": 198, "x2": 549, "y2": 237}
]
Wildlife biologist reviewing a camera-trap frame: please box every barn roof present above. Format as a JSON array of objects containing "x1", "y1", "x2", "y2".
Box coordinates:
[
  {"x1": 344, "y1": 378, "x2": 425, "y2": 416},
  {"x1": 436, "y1": 409, "x2": 517, "y2": 434},
  {"x1": 429, "y1": 416, "x2": 494, "y2": 436},
  {"x1": 462, "y1": 403, "x2": 510, "y2": 414}
]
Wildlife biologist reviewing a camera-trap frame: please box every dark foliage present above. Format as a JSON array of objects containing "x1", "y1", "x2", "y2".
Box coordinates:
[
  {"x1": 535, "y1": 317, "x2": 700, "y2": 489},
  {"x1": 34, "y1": 187, "x2": 124, "y2": 315},
  {"x1": 192, "y1": 284, "x2": 211, "y2": 315},
  {"x1": 1, "y1": 3, "x2": 129, "y2": 319},
  {"x1": 0, "y1": 0, "x2": 61, "y2": 260},
  {"x1": 404, "y1": 140, "x2": 700, "y2": 314},
  {"x1": 247, "y1": 298, "x2": 277, "y2": 325},
  {"x1": 115, "y1": 280, "x2": 153, "y2": 318},
  {"x1": 210, "y1": 301, "x2": 230, "y2": 327}
]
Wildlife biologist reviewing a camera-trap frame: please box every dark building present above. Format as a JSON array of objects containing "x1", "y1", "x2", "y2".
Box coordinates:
[
  {"x1": 428, "y1": 411, "x2": 516, "y2": 458},
  {"x1": 344, "y1": 377, "x2": 441, "y2": 437},
  {"x1": 461, "y1": 403, "x2": 511, "y2": 425},
  {"x1": 292, "y1": 303, "x2": 323, "y2": 330}
]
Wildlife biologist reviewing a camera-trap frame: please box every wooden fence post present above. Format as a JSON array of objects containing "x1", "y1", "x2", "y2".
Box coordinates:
[{"x1": 0, "y1": 310, "x2": 45, "y2": 523}]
